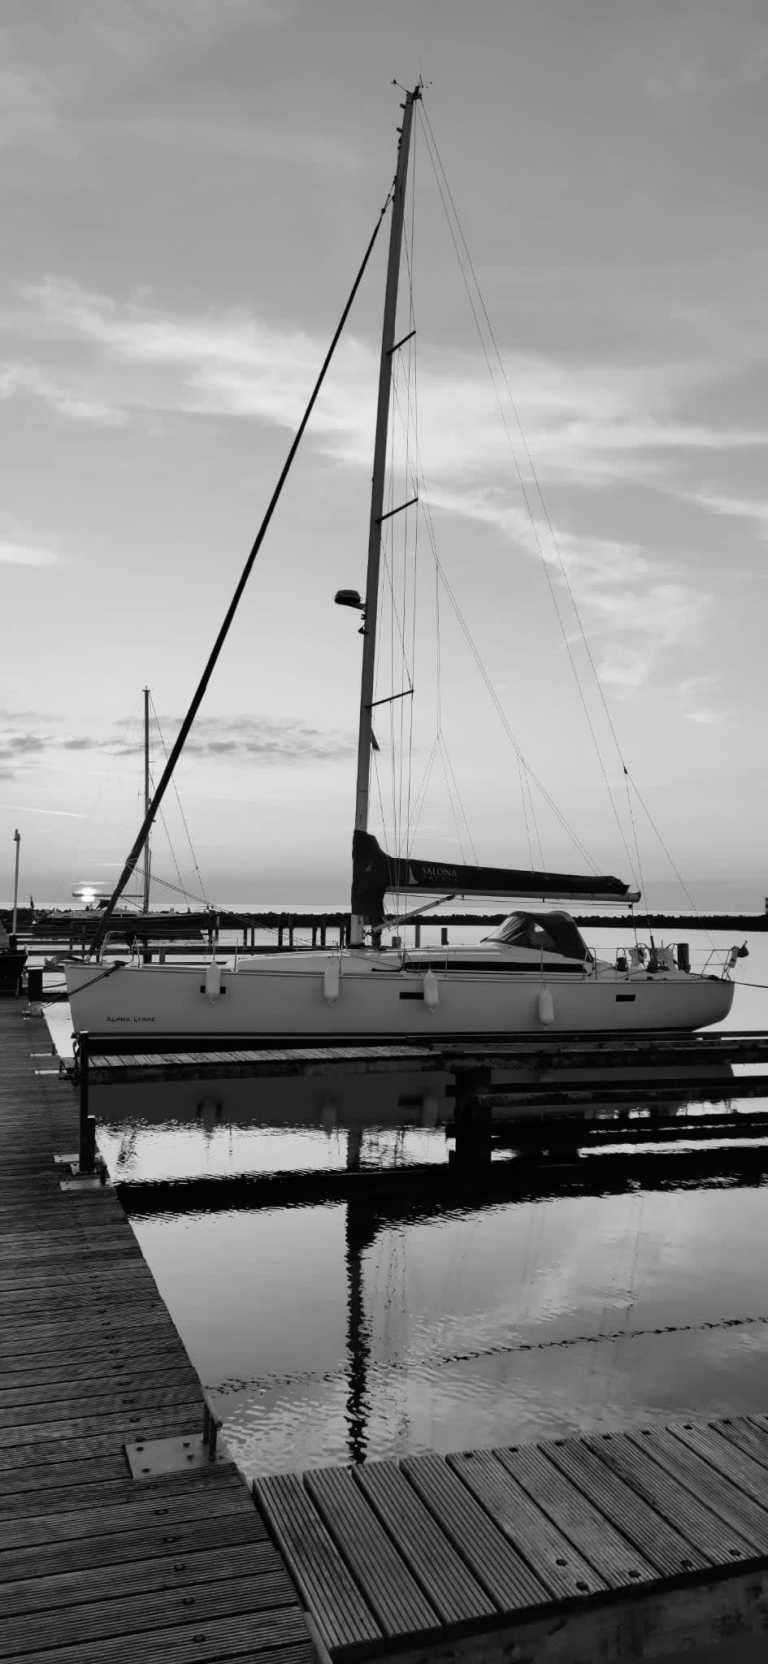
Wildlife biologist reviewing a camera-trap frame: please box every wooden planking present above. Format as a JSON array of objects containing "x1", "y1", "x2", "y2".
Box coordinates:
[
  {"x1": 0, "y1": 1539, "x2": 289, "y2": 1621},
  {"x1": 401, "y1": 1451, "x2": 549, "y2": 1611},
  {"x1": 626, "y1": 1427, "x2": 768, "y2": 1552},
  {"x1": 0, "y1": 1004, "x2": 315, "y2": 1664},
  {"x1": 0, "y1": 1605, "x2": 309, "y2": 1664},
  {"x1": 541, "y1": 1436, "x2": 710, "y2": 1577},
  {"x1": 255, "y1": 1472, "x2": 380, "y2": 1652},
  {"x1": 0, "y1": 1456, "x2": 132, "y2": 1499},
  {"x1": 669, "y1": 1419, "x2": 768, "y2": 1506},
  {"x1": 495, "y1": 1437, "x2": 698, "y2": 1577},
  {"x1": 714, "y1": 1415, "x2": 768, "y2": 1472},
  {"x1": 0, "y1": 1469, "x2": 246, "y2": 1525},
  {"x1": 262, "y1": 1426, "x2": 768, "y2": 1661},
  {"x1": 0, "y1": 1401, "x2": 203, "y2": 1449},
  {"x1": 0, "y1": 1620, "x2": 314, "y2": 1664},
  {"x1": 305, "y1": 1464, "x2": 438, "y2": 1636},
  {"x1": 448, "y1": 1447, "x2": 606, "y2": 1601},
  {"x1": 356, "y1": 1459, "x2": 496, "y2": 1625},
  {"x1": 0, "y1": 1359, "x2": 198, "y2": 1400},
  {"x1": 0, "y1": 1419, "x2": 201, "y2": 1474},
  {"x1": 0, "y1": 1471, "x2": 250, "y2": 1551},
  {"x1": 0, "y1": 1383, "x2": 200, "y2": 1423},
  {"x1": 0, "y1": 1508, "x2": 266, "y2": 1589},
  {"x1": 589, "y1": 1432, "x2": 761, "y2": 1562}
]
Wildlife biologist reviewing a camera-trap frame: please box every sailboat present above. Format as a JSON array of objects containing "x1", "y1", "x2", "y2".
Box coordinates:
[{"x1": 65, "y1": 87, "x2": 735, "y2": 1039}]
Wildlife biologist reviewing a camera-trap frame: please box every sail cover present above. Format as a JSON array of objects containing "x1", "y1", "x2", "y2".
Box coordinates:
[{"x1": 351, "y1": 831, "x2": 637, "y2": 923}]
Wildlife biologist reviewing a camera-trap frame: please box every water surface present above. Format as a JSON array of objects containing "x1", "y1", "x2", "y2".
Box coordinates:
[{"x1": 53, "y1": 927, "x2": 768, "y2": 1477}]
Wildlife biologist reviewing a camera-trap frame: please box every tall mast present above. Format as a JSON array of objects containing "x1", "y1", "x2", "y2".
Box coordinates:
[
  {"x1": 142, "y1": 687, "x2": 151, "y2": 914},
  {"x1": 350, "y1": 83, "x2": 420, "y2": 947}
]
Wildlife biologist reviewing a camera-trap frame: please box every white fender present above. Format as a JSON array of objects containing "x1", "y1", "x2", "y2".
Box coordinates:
[
  {"x1": 205, "y1": 962, "x2": 222, "y2": 1000},
  {"x1": 423, "y1": 969, "x2": 439, "y2": 1009},
  {"x1": 323, "y1": 960, "x2": 341, "y2": 1002},
  {"x1": 537, "y1": 986, "x2": 555, "y2": 1025}
]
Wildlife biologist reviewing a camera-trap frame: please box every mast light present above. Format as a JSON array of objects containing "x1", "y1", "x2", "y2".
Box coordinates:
[{"x1": 334, "y1": 589, "x2": 364, "y2": 610}]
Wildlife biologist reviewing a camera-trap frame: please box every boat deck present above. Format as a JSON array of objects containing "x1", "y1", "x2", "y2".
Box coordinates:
[
  {"x1": 0, "y1": 999, "x2": 316, "y2": 1664},
  {"x1": 254, "y1": 1416, "x2": 768, "y2": 1663}
]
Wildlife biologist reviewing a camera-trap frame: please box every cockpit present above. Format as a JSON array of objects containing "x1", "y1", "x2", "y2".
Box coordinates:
[{"x1": 482, "y1": 910, "x2": 591, "y2": 962}]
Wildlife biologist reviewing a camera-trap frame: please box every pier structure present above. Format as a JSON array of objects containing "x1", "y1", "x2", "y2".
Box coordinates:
[
  {"x1": 0, "y1": 1000, "x2": 315, "y2": 1664},
  {"x1": 67, "y1": 1026, "x2": 768, "y2": 1195},
  {"x1": 254, "y1": 1416, "x2": 768, "y2": 1663},
  {"x1": 9, "y1": 903, "x2": 767, "y2": 966},
  {"x1": 4, "y1": 995, "x2": 768, "y2": 1659}
]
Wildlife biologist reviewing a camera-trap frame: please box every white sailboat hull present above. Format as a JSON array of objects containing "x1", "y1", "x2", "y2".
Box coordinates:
[{"x1": 64, "y1": 952, "x2": 734, "y2": 1040}]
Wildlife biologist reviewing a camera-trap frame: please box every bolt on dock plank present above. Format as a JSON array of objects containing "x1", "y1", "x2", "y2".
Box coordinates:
[
  {"x1": 0, "y1": 1000, "x2": 317, "y2": 1664},
  {"x1": 255, "y1": 1413, "x2": 768, "y2": 1663}
]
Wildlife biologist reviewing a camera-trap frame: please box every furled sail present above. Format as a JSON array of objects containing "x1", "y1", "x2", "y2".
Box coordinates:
[{"x1": 351, "y1": 831, "x2": 638, "y2": 924}]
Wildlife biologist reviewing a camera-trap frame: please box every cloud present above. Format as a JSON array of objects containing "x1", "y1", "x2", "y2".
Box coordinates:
[
  {"x1": 684, "y1": 707, "x2": 725, "y2": 726},
  {"x1": 425, "y1": 482, "x2": 706, "y2": 694},
  {"x1": 0, "y1": 61, "x2": 57, "y2": 150},
  {"x1": 0, "y1": 732, "x2": 47, "y2": 769},
  {"x1": 8, "y1": 804, "x2": 87, "y2": 818},
  {"x1": 0, "y1": 540, "x2": 60, "y2": 567},
  {"x1": 5, "y1": 279, "x2": 755, "y2": 696},
  {"x1": 0, "y1": 362, "x2": 125, "y2": 426},
  {"x1": 14, "y1": 277, "x2": 768, "y2": 494},
  {"x1": 689, "y1": 488, "x2": 768, "y2": 539},
  {"x1": 51, "y1": 714, "x2": 356, "y2": 765},
  {"x1": 155, "y1": 714, "x2": 356, "y2": 764}
]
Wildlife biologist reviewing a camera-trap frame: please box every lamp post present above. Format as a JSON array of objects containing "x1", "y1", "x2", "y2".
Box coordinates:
[{"x1": 11, "y1": 830, "x2": 20, "y2": 937}]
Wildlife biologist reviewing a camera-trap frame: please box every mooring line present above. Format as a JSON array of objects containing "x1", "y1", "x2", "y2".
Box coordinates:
[{"x1": 209, "y1": 1309, "x2": 768, "y2": 1396}]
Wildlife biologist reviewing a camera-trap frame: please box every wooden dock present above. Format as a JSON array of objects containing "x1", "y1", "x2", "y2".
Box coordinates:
[
  {"x1": 254, "y1": 1416, "x2": 768, "y2": 1662},
  {"x1": 0, "y1": 999, "x2": 317, "y2": 1664},
  {"x1": 7, "y1": 994, "x2": 768, "y2": 1661}
]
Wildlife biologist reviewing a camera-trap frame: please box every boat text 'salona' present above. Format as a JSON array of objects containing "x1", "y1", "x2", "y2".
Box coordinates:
[{"x1": 64, "y1": 87, "x2": 736, "y2": 1040}]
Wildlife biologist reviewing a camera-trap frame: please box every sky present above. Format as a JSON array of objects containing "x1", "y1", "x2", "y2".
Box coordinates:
[{"x1": 2, "y1": 0, "x2": 767, "y2": 910}]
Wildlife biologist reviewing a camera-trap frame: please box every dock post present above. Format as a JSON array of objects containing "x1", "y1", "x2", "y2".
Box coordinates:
[
  {"x1": 202, "y1": 1401, "x2": 222, "y2": 1459},
  {"x1": 78, "y1": 1031, "x2": 96, "y2": 1175},
  {"x1": 414, "y1": 922, "x2": 421, "y2": 948},
  {"x1": 441, "y1": 926, "x2": 449, "y2": 946},
  {"x1": 277, "y1": 926, "x2": 283, "y2": 949},
  {"x1": 450, "y1": 1064, "x2": 493, "y2": 1174}
]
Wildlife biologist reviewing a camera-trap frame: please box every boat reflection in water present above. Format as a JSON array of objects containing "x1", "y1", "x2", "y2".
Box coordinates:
[
  {"x1": 94, "y1": 1066, "x2": 453, "y2": 1187},
  {"x1": 96, "y1": 1058, "x2": 768, "y2": 1476},
  {"x1": 95, "y1": 1057, "x2": 742, "y2": 1189}
]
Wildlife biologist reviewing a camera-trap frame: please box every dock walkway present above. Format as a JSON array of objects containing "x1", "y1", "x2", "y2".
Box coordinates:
[
  {"x1": 255, "y1": 1416, "x2": 768, "y2": 1663},
  {"x1": 0, "y1": 1000, "x2": 315, "y2": 1664}
]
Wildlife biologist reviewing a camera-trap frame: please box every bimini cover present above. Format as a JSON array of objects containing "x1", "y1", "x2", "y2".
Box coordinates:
[
  {"x1": 485, "y1": 911, "x2": 590, "y2": 961},
  {"x1": 351, "y1": 831, "x2": 635, "y2": 925}
]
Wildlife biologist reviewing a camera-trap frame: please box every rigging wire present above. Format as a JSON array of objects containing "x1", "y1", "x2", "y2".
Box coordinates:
[
  {"x1": 438, "y1": 734, "x2": 478, "y2": 865},
  {"x1": 150, "y1": 695, "x2": 211, "y2": 909},
  {"x1": 418, "y1": 103, "x2": 640, "y2": 889},
  {"x1": 132, "y1": 868, "x2": 210, "y2": 910},
  {"x1": 91, "y1": 181, "x2": 395, "y2": 953},
  {"x1": 418, "y1": 487, "x2": 601, "y2": 871},
  {"x1": 422, "y1": 103, "x2": 716, "y2": 923}
]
